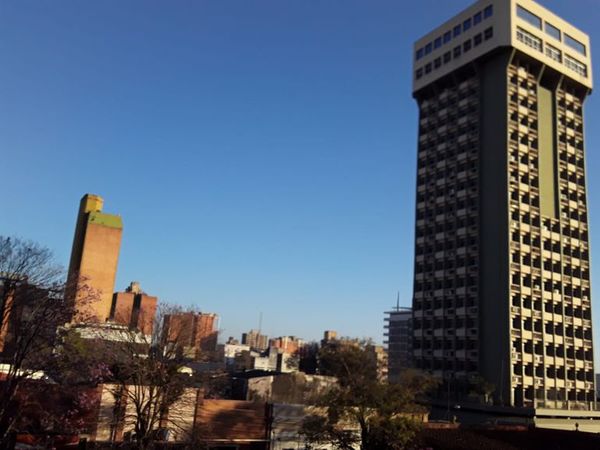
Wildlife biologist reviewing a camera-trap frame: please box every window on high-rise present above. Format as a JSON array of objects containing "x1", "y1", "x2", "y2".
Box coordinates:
[
  {"x1": 484, "y1": 27, "x2": 493, "y2": 40},
  {"x1": 483, "y1": 5, "x2": 493, "y2": 19},
  {"x1": 564, "y1": 54, "x2": 587, "y2": 77},
  {"x1": 545, "y1": 22, "x2": 561, "y2": 41},
  {"x1": 565, "y1": 34, "x2": 586, "y2": 56},
  {"x1": 463, "y1": 18, "x2": 472, "y2": 32},
  {"x1": 516, "y1": 27, "x2": 543, "y2": 52},
  {"x1": 517, "y1": 5, "x2": 542, "y2": 29},
  {"x1": 545, "y1": 44, "x2": 562, "y2": 63}
]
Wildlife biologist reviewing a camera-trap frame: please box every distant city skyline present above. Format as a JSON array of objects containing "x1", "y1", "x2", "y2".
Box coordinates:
[{"x1": 2, "y1": 0, "x2": 600, "y2": 349}]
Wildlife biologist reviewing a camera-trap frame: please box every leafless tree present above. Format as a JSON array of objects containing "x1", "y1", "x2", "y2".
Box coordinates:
[
  {"x1": 0, "y1": 236, "x2": 92, "y2": 445},
  {"x1": 99, "y1": 303, "x2": 207, "y2": 450}
]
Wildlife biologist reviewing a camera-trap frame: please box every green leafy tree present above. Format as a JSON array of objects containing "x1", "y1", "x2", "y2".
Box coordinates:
[
  {"x1": 301, "y1": 339, "x2": 437, "y2": 450},
  {"x1": 468, "y1": 375, "x2": 495, "y2": 405}
]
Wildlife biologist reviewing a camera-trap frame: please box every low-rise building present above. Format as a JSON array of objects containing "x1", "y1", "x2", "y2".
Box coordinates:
[
  {"x1": 246, "y1": 372, "x2": 337, "y2": 404},
  {"x1": 269, "y1": 336, "x2": 305, "y2": 354},
  {"x1": 219, "y1": 342, "x2": 251, "y2": 367},
  {"x1": 270, "y1": 404, "x2": 360, "y2": 450}
]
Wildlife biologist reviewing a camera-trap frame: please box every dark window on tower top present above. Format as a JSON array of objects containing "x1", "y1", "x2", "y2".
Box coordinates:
[
  {"x1": 484, "y1": 5, "x2": 493, "y2": 19},
  {"x1": 463, "y1": 18, "x2": 472, "y2": 32}
]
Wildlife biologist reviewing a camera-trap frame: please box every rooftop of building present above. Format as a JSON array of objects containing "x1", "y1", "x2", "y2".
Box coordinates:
[{"x1": 412, "y1": 0, "x2": 592, "y2": 93}]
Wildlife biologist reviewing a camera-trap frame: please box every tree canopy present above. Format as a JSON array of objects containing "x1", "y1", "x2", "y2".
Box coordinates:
[{"x1": 301, "y1": 339, "x2": 437, "y2": 450}]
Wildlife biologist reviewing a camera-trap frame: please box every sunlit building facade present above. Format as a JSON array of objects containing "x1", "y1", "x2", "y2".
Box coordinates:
[{"x1": 411, "y1": 0, "x2": 595, "y2": 409}]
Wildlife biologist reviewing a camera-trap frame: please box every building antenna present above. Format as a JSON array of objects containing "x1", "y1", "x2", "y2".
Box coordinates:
[
  {"x1": 258, "y1": 311, "x2": 263, "y2": 334},
  {"x1": 396, "y1": 291, "x2": 400, "y2": 311}
]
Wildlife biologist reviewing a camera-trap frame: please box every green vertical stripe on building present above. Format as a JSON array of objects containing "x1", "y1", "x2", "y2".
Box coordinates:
[{"x1": 538, "y1": 85, "x2": 558, "y2": 219}]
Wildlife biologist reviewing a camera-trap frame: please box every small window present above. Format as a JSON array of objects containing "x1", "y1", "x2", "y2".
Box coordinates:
[
  {"x1": 425, "y1": 63, "x2": 432, "y2": 74},
  {"x1": 443, "y1": 51, "x2": 452, "y2": 63},
  {"x1": 425, "y1": 42, "x2": 432, "y2": 54},
  {"x1": 484, "y1": 27, "x2": 493, "y2": 40},
  {"x1": 434, "y1": 37, "x2": 442, "y2": 49},
  {"x1": 517, "y1": 5, "x2": 542, "y2": 29},
  {"x1": 474, "y1": 33, "x2": 483, "y2": 46},
  {"x1": 545, "y1": 22, "x2": 561, "y2": 41},
  {"x1": 416, "y1": 48, "x2": 424, "y2": 60},
  {"x1": 416, "y1": 68, "x2": 424, "y2": 79},
  {"x1": 484, "y1": 5, "x2": 493, "y2": 18},
  {"x1": 516, "y1": 27, "x2": 542, "y2": 52},
  {"x1": 565, "y1": 34, "x2": 586, "y2": 56},
  {"x1": 545, "y1": 44, "x2": 562, "y2": 63},
  {"x1": 434, "y1": 57, "x2": 441, "y2": 69},
  {"x1": 454, "y1": 25, "x2": 462, "y2": 37},
  {"x1": 474, "y1": 12, "x2": 482, "y2": 25},
  {"x1": 564, "y1": 54, "x2": 587, "y2": 77},
  {"x1": 463, "y1": 40, "x2": 472, "y2": 52},
  {"x1": 454, "y1": 46, "x2": 462, "y2": 58},
  {"x1": 463, "y1": 18, "x2": 472, "y2": 32},
  {"x1": 443, "y1": 31, "x2": 452, "y2": 44}
]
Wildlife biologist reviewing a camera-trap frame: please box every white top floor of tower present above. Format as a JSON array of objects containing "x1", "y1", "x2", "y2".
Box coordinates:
[{"x1": 412, "y1": 0, "x2": 592, "y2": 93}]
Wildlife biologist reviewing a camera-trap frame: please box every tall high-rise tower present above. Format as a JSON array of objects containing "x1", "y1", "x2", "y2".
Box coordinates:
[
  {"x1": 67, "y1": 194, "x2": 123, "y2": 323},
  {"x1": 411, "y1": 0, "x2": 594, "y2": 409}
]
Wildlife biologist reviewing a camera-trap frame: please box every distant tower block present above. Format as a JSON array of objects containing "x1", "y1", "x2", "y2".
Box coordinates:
[
  {"x1": 111, "y1": 282, "x2": 158, "y2": 335},
  {"x1": 162, "y1": 312, "x2": 219, "y2": 360},
  {"x1": 67, "y1": 194, "x2": 123, "y2": 323}
]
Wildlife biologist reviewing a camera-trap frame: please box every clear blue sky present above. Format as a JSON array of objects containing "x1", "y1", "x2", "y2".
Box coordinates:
[{"x1": 1, "y1": 1, "x2": 600, "y2": 349}]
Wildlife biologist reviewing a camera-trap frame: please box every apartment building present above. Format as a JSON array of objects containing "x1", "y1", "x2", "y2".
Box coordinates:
[{"x1": 411, "y1": 0, "x2": 594, "y2": 409}]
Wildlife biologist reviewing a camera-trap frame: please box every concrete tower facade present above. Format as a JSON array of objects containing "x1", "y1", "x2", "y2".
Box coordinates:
[
  {"x1": 67, "y1": 194, "x2": 123, "y2": 323},
  {"x1": 411, "y1": 0, "x2": 594, "y2": 409},
  {"x1": 384, "y1": 306, "x2": 412, "y2": 384}
]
